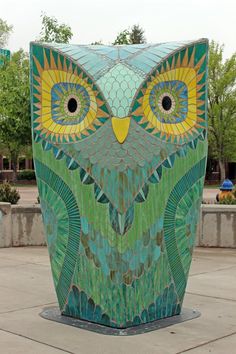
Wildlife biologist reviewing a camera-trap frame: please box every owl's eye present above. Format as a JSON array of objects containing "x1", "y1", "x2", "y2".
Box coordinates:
[
  {"x1": 130, "y1": 43, "x2": 207, "y2": 144},
  {"x1": 32, "y1": 46, "x2": 111, "y2": 143},
  {"x1": 67, "y1": 97, "x2": 78, "y2": 114},
  {"x1": 160, "y1": 94, "x2": 173, "y2": 112},
  {"x1": 51, "y1": 83, "x2": 90, "y2": 125},
  {"x1": 149, "y1": 81, "x2": 187, "y2": 124}
]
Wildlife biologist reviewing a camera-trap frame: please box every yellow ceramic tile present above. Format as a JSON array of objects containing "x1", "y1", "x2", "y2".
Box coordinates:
[
  {"x1": 42, "y1": 91, "x2": 51, "y2": 102},
  {"x1": 188, "y1": 97, "x2": 197, "y2": 105},
  {"x1": 42, "y1": 106, "x2": 51, "y2": 115},
  {"x1": 58, "y1": 125, "x2": 67, "y2": 134},
  {"x1": 147, "y1": 110, "x2": 157, "y2": 127},
  {"x1": 165, "y1": 123, "x2": 174, "y2": 135},
  {"x1": 188, "y1": 78, "x2": 197, "y2": 91},
  {"x1": 176, "y1": 123, "x2": 185, "y2": 134},
  {"x1": 47, "y1": 122, "x2": 57, "y2": 132},
  {"x1": 42, "y1": 80, "x2": 52, "y2": 93},
  {"x1": 47, "y1": 70, "x2": 59, "y2": 85},
  {"x1": 90, "y1": 100, "x2": 98, "y2": 113},
  {"x1": 170, "y1": 124, "x2": 180, "y2": 135},
  {"x1": 144, "y1": 104, "x2": 151, "y2": 117},
  {"x1": 42, "y1": 71, "x2": 55, "y2": 87},
  {"x1": 63, "y1": 125, "x2": 73, "y2": 134},
  {"x1": 69, "y1": 125, "x2": 79, "y2": 134},
  {"x1": 164, "y1": 123, "x2": 172, "y2": 135},
  {"x1": 87, "y1": 110, "x2": 96, "y2": 124},
  {"x1": 41, "y1": 114, "x2": 52, "y2": 125},
  {"x1": 188, "y1": 105, "x2": 197, "y2": 114}
]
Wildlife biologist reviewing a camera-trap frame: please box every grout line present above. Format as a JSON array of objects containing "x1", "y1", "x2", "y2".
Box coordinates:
[
  {"x1": 186, "y1": 291, "x2": 236, "y2": 302},
  {"x1": 0, "y1": 262, "x2": 49, "y2": 269},
  {"x1": 175, "y1": 331, "x2": 236, "y2": 353},
  {"x1": 17, "y1": 262, "x2": 50, "y2": 267},
  {"x1": 0, "y1": 256, "x2": 49, "y2": 265},
  {"x1": 192, "y1": 255, "x2": 236, "y2": 261},
  {"x1": 193, "y1": 254, "x2": 236, "y2": 259},
  {"x1": 0, "y1": 283, "x2": 55, "y2": 297},
  {"x1": 0, "y1": 328, "x2": 75, "y2": 354},
  {"x1": 0, "y1": 302, "x2": 57, "y2": 315},
  {"x1": 189, "y1": 264, "x2": 236, "y2": 277}
]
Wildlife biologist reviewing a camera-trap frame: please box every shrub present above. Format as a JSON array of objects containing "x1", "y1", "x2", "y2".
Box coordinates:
[
  {"x1": 219, "y1": 195, "x2": 236, "y2": 205},
  {"x1": 0, "y1": 182, "x2": 20, "y2": 204},
  {"x1": 17, "y1": 169, "x2": 36, "y2": 181},
  {"x1": 233, "y1": 189, "x2": 236, "y2": 199}
]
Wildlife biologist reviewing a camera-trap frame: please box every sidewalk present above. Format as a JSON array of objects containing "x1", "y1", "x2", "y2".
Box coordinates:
[
  {"x1": 0, "y1": 247, "x2": 235, "y2": 353},
  {"x1": 16, "y1": 186, "x2": 219, "y2": 205},
  {"x1": 17, "y1": 186, "x2": 38, "y2": 205}
]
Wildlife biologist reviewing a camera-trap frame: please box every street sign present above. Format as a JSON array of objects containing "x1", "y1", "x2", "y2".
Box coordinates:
[{"x1": 0, "y1": 48, "x2": 10, "y2": 66}]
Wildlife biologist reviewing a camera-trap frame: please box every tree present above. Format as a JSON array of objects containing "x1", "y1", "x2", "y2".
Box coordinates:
[
  {"x1": 0, "y1": 18, "x2": 13, "y2": 47},
  {"x1": 0, "y1": 50, "x2": 31, "y2": 182},
  {"x1": 91, "y1": 40, "x2": 103, "y2": 45},
  {"x1": 208, "y1": 41, "x2": 236, "y2": 181},
  {"x1": 113, "y1": 25, "x2": 146, "y2": 45},
  {"x1": 113, "y1": 29, "x2": 130, "y2": 45},
  {"x1": 39, "y1": 13, "x2": 73, "y2": 43},
  {"x1": 129, "y1": 24, "x2": 146, "y2": 44}
]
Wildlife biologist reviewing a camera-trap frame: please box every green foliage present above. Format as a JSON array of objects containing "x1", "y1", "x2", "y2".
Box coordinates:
[
  {"x1": 0, "y1": 50, "x2": 31, "y2": 181},
  {"x1": 233, "y1": 189, "x2": 236, "y2": 199},
  {"x1": 113, "y1": 29, "x2": 130, "y2": 45},
  {"x1": 0, "y1": 18, "x2": 13, "y2": 47},
  {"x1": 0, "y1": 182, "x2": 20, "y2": 204},
  {"x1": 17, "y1": 170, "x2": 36, "y2": 181},
  {"x1": 219, "y1": 195, "x2": 236, "y2": 205},
  {"x1": 208, "y1": 41, "x2": 236, "y2": 180},
  {"x1": 39, "y1": 13, "x2": 73, "y2": 43},
  {"x1": 91, "y1": 40, "x2": 103, "y2": 45},
  {"x1": 20, "y1": 145, "x2": 33, "y2": 159},
  {"x1": 113, "y1": 25, "x2": 146, "y2": 45},
  {"x1": 129, "y1": 24, "x2": 146, "y2": 44}
]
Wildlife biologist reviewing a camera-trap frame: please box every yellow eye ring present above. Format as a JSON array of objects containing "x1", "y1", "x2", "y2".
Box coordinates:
[{"x1": 142, "y1": 68, "x2": 198, "y2": 136}]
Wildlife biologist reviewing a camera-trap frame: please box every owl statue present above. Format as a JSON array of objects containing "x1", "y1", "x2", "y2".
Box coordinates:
[{"x1": 30, "y1": 39, "x2": 208, "y2": 329}]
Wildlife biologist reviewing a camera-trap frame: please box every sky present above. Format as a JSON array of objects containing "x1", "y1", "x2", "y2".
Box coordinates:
[{"x1": 1, "y1": 0, "x2": 235, "y2": 58}]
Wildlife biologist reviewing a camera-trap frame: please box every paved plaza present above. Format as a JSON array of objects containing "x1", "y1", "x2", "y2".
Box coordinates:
[
  {"x1": 0, "y1": 247, "x2": 235, "y2": 353},
  {"x1": 16, "y1": 186, "x2": 219, "y2": 205}
]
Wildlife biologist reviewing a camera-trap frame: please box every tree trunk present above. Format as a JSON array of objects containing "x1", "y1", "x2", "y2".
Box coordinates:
[
  {"x1": 219, "y1": 159, "x2": 226, "y2": 182},
  {"x1": 11, "y1": 160, "x2": 18, "y2": 183},
  {"x1": 10, "y1": 151, "x2": 18, "y2": 183}
]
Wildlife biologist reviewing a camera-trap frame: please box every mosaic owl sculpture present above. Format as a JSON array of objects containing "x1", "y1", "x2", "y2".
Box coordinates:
[{"x1": 30, "y1": 39, "x2": 208, "y2": 328}]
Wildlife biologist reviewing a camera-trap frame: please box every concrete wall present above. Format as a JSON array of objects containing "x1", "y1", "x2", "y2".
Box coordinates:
[
  {"x1": 0, "y1": 203, "x2": 236, "y2": 248},
  {"x1": 0, "y1": 203, "x2": 46, "y2": 247},
  {"x1": 0, "y1": 203, "x2": 12, "y2": 247},
  {"x1": 11, "y1": 205, "x2": 45, "y2": 246},
  {"x1": 196, "y1": 205, "x2": 236, "y2": 248}
]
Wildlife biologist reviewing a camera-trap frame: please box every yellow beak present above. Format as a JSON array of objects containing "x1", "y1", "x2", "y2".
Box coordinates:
[{"x1": 111, "y1": 117, "x2": 131, "y2": 144}]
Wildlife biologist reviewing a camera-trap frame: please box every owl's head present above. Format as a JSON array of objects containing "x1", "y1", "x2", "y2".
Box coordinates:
[{"x1": 31, "y1": 40, "x2": 208, "y2": 234}]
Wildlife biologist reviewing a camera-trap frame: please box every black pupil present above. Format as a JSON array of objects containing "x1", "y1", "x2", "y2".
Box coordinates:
[
  {"x1": 162, "y1": 96, "x2": 172, "y2": 111},
  {"x1": 67, "y1": 98, "x2": 77, "y2": 113}
]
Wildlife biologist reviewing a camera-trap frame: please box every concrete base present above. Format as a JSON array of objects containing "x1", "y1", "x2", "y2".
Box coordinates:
[
  {"x1": 0, "y1": 247, "x2": 235, "y2": 353},
  {"x1": 40, "y1": 307, "x2": 200, "y2": 336}
]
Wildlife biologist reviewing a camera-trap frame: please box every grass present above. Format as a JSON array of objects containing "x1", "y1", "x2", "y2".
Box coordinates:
[
  {"x1": 204, "y1": 184, "x2": 219, "y2": 189},
  {"x1": 10, "y1": 184, "x2": 37, "y2": 188}
]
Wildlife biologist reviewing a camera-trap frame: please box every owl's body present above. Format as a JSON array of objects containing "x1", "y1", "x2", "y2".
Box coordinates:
[{"x1": 30, "y1": 40, "x2": 208, "y2": 328}]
